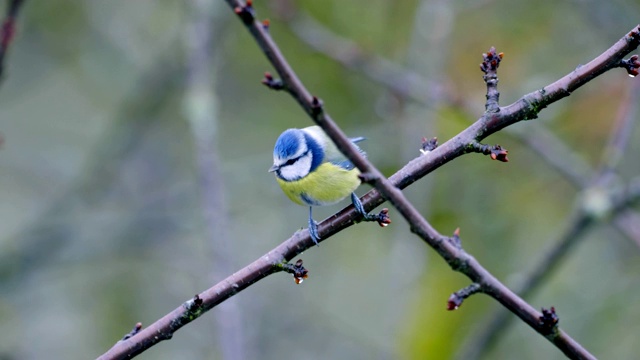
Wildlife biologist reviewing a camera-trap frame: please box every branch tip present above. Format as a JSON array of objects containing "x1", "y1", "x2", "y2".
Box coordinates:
[
  {"x1": 469, "y1": 142, "x2": 509, "y2": 162},
  {"x1": 262, "y1": 71, "x2": 285, "y2": 90},
  {"x1": 450, "y1": 227, "x2": 462, "y2": 248},
  {"x1": 233, "y1": 1, "x2": 255, "y2": 24},
  {"x1": 261, "y1": 19, "x2": 270, "y2": 30},
  {"x1": 310, "y1": 96, "x2": 324, "y2": 116},
  {"x1": 447, "y1": 283, "x2": 482, "y2": 310},
  {"x1": 628, "y1": 26, "x2": 640, "y2": 43},
  {"x1": 481, "y1": 47, "x2": 502, "y2": 112},
  {"x1": 420, "y1": 137, "x2": 438, "y2": 154},
  {"x1": 489, "y1": 145, "x2": 509, "y2": 162},
  {"x1": 620, "y1": 54, "x2": 640, "y2": 77},
  {"x1": 480, "y1": 46, "x2": 502, "y2": 74},
  {"x1": 375, "y1": 208, "x2": 391, "y2": 227},
  {"x1": 281, "y1": 259, "x2": 309, "y2": 284}
]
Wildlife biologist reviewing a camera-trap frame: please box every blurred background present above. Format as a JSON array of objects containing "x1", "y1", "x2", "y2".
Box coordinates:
[{"x1": 1, "y1": 0, "x2": 639, "y2": 359}]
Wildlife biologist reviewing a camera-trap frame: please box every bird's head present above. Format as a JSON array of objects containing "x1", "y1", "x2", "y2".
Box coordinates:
[{"x1": 269, "y1": 128, "x2": 324, "y2": 181}]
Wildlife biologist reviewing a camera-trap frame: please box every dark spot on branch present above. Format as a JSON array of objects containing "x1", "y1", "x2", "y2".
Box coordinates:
[
  {"x1": 375, "y1": 208, "x2": 391, "y2": 227},
  {"x1": 620, "y1": 55, "x2": 640, "y2": 77},
  {"x1": 489, "y1": 145, "x2": 509, "y2": 162},
  {"x1": 539, "y1": 306, "x2": 559, "y2": 334},
  {"x1": 281, "y1": 259, "x2": 309, "y2": 284},
  {"x1": 262, "y1": 71, "x2": 285, "y2": 90},
  {"x1": 420, "y1": 137, "x2": 438, "y2": 154},
  {"x1": 121, "y1": 322, "x2": 143, "y2": 341},
  {"x1": 234, "y1": 0, "x2": 255, "y2": 25},
  {"x1": 628, "y1": 26, "x2": 640, "y2": 45},
  {"x1": 310, "y1": 96, "x2": 324, "y2": 116}
]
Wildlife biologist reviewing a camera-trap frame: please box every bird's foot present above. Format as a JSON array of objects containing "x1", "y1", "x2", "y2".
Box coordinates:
[
  {"x1": 351, "y1": 193, "x2": 392, "y2": 227},
  {"x1": 308, "y1": 210, "x2": 320, "y2": 246}
]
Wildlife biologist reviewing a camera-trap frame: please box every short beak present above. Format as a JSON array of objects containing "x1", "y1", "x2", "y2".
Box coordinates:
[{"x1": 268, "y1": 164, "x2": 278, "y2": 172}]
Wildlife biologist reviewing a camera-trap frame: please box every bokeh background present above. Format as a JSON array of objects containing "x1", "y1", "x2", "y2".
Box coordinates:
[{"x1": 1, "y1": 0, "x2": 639, "y2": 359}]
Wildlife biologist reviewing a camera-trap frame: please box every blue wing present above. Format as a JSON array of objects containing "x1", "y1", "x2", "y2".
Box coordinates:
[
  {"x1": 330, "y1": 137, "x2": 366, "y2": 170},
  {"x1": 302, "y1": 126, "x2": 367, "y2": 171}
]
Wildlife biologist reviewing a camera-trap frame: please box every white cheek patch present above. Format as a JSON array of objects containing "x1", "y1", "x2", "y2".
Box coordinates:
[{"x1": 279, "y1": 152, "x2": 312, "y2": 181}]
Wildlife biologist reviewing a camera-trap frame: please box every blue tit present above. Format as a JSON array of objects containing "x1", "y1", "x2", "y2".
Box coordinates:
[{"x1": 269, "y1": 125, "x2": 376, "y2": 245}]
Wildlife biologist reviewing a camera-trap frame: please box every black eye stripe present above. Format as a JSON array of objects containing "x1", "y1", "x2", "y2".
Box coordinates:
[{"x1": 282, "y1": 150, "x2": 311, "y2": 167}]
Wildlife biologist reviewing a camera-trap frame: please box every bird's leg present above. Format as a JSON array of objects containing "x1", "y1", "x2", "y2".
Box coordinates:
[
  {"x1": 350, "y1": 192, "x2": 391, "y2": 226},
  {"x1": 308, "y1": 206, "x2": 320, "y2": 246},
  {"x1": 350, "y1": 192, "x2": 372, "y2": 220}
]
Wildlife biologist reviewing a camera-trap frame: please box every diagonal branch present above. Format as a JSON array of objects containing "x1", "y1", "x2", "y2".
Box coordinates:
[
  {"x1": 277, "y1": 4, "x2": 640, "y2": 249},
  {"x1": 96, "y1": 2, "x2": 640, "y2": 358},
  {"x1": 458, "y1": 80, "x2": 640, "y2": 359}
]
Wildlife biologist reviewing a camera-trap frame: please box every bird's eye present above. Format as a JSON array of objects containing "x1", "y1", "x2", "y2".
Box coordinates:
[{"x1": 284, "y1": 158, "x2": 296, "y2": 166}]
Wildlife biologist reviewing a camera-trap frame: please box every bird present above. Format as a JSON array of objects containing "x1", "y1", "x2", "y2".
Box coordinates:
[{"x1": 269, "y1": 125, "x2": 377, "y2": 245}]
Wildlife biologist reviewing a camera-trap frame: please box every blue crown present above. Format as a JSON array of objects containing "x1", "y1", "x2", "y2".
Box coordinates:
[{"x1": 274, "y1": 129, "x2": 302, "y2": 158}]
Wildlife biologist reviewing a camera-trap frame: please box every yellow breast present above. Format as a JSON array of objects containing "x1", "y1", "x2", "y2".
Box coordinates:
[{"x1": 276, "y1": 162, "x2": 361, "y2": 206}]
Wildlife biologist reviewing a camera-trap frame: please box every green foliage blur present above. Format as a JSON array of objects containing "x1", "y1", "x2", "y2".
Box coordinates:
[{"x1": 0, "y1": 0, "x2": 639, "y2": 359}]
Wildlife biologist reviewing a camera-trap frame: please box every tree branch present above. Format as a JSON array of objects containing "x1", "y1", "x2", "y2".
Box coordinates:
[
  {"x1": 276, "y1": 0, "x2": 640, "y2": 250},
  {"x1": 458, "y1": 80, "x2": 640, "y2": 359},
  {"x1": 96, "y1": 2, "x2": 640, "y2": 358}
]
